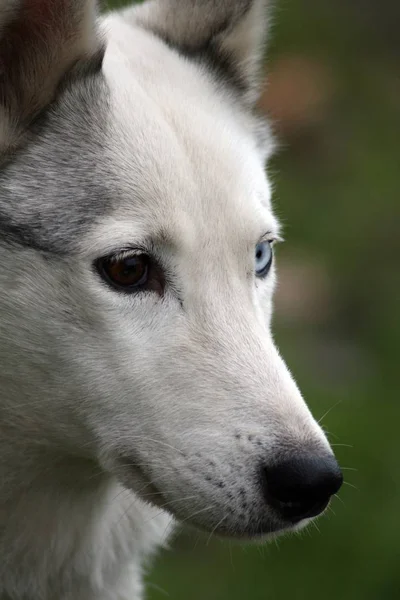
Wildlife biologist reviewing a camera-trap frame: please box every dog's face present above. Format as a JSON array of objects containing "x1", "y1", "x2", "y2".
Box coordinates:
[{"x1": 0, "y1": 0, "x2": 342, "y2": 538}]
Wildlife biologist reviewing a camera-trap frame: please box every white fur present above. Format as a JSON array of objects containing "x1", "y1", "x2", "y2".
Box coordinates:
[{"x1": 0, "y1": 2, "x2": 337, "y2": 599}]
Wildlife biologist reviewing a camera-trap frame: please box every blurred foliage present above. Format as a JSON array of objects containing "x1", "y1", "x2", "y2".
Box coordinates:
[{"x1": 107, "y1": 1, "x2": 400, "y2": 598}]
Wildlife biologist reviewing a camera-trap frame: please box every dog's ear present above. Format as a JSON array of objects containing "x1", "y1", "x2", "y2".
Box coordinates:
[
  {"x1": 134, "y1": 0, "x2": 269, "y2": 105},
  {"x1": 0, "y1": 0, "x2": 102, "y2": 154}
]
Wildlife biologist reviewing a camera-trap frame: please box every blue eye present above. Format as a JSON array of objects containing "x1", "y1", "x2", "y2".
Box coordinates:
[{"x1": 255, "y1": 241, "x2": 273, "y2": 278}]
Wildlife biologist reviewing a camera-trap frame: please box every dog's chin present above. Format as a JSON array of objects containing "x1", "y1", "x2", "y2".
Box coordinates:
[
  {"x1": 109, "y1": 457, "x2": 301, "y2": 542},
  {"x1": 184, "y1": 520, "x2": 293, "y2": 543}
]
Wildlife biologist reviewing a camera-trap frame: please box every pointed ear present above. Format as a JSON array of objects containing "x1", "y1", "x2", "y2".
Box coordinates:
[
  {"x1": 131, "y1": 0, "x2": 269, "y2": 105},
  {"x1": 0, "y1": 0, "x2": 102, "y2": 154}
]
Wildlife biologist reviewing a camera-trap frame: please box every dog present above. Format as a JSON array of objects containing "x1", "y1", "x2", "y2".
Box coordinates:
[{"x1": 0, "y1": 1, "x2": 343, "y2": 598}]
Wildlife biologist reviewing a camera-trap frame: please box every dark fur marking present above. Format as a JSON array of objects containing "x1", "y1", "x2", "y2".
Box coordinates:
[
  {"x1": 61, "y1": 45, "x2": 106, "y2": 88},
  {"x1": 149, "y1": 0, "x2": 254, "y2": 96},
  {"x1": 0, "y1": 71, "x2": 111, "y2": 254},
  {"x1": 185, "y1": 41, "x2": 249, "y2": 96}
]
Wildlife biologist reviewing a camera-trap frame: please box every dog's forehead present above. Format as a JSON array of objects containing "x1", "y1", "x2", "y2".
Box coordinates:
[
  {"x1": 89, "y1": 40, "x2": 276, "y2": 255},
  {"x1": 0, "y1": 24, "x2": 276, "y2": 255}
]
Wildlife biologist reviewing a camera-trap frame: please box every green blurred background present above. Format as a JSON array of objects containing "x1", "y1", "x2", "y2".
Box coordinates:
[{"x1": 107, "y1": 1, "x2": 400, "y2": 598}]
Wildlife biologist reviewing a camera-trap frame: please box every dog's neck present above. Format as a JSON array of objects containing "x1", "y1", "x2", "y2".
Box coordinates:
[{"x1": 0, "y1": 424, "x2": 172, "y2": 600}]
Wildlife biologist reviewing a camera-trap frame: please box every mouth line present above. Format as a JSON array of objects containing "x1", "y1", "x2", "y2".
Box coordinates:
[
  {"x1": 184, "y1": 514, "x2": 294, "y2": 542},
  {"x1": 113, "y1": 456, "x2": 315, "y2": 540},
  {"x1": 114, "y1": 455, "x2": 169, "y2": 507},
  {"x1": 208, "y1": 524, "x2": 288, "y2": 541}
]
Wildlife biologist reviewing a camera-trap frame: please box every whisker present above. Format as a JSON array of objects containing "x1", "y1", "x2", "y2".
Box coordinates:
[
  {"x1": 136, "y1": 438, "x2": 185, "y2": 456},
  {"x1": 176, "y1": 505, "x2": 214, "y2": 528},
  {"x1": 310, "y1": 520, "x2": 321, "y2": 534},
  {"x1": 322, "y1": 429, "x2": 340, "y2": 442},
  {"x1": 206, "y1": 515, "x2": 227, "y2": 546},
  {"x1": 116, "y1": 490, "x2": 197, "y2": 530},
  {"x1": 142, "y1": 494, "x2": 199, "y2": 517},
  {"x1": 343, "y1": 481, "x2": 359, "y2": 491},
  {"x1": 327, "y1": 505, "x2": 336, "y2": 517},
  {"x1": 147, "y1": 583, "x2": 170, "y2": 597},
  {"x1": 333, "y1": 493, "x2": 345, "y2": 506},
  {"x1": 192, "y1": 534, "x2": 201, "y2": 552},
  {"x1": 331, "y1": 443, "x2": 354, "y2": 449},
  {"x1": 318, "y1": 400, "x2": 342, "y2": 425},
  {"x1": 159, "y1": 518, "x2": 176, "y2": 549}
]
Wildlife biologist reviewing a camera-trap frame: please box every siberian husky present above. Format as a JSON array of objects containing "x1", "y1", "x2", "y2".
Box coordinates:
[{"x1": 0, "y1": 1, "x2": 343, "y2": 598}]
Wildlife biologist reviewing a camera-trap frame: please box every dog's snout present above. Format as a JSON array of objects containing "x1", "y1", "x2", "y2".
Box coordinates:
[{"x1": 263, "y1": 454, "x2": 343, "y2": 523}]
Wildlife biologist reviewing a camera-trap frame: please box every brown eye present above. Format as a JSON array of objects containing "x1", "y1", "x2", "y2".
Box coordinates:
[{"x1": 96, "y1": 253, "x2": 149, "y2": 292}]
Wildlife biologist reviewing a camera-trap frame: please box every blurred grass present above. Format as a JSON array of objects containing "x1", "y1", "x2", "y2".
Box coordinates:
[{"x1": 106, "y1": 1, "x2": 400, "y2": 598}]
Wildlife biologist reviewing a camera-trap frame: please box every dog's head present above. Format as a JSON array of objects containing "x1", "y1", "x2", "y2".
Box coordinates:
[{"x1": 0, "y1": 0, "x2": 342, "y2": 538}]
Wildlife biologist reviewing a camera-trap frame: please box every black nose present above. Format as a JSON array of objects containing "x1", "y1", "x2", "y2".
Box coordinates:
[{"x1": 264, "y1": 454, "x2": 343, "y2": 522}]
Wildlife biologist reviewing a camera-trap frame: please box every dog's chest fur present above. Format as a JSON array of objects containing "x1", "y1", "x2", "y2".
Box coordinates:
[{"x1": 0, "y1": 456, "x2": 173, "y2": 599}]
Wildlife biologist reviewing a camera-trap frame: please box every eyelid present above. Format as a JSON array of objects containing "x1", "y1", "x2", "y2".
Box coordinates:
[
  {"x1": 106, "y1": 246, "x2": 150, "y2": 262},
  {"x1": 259, "y1": 232, "x2": 284, "y2": 245}
]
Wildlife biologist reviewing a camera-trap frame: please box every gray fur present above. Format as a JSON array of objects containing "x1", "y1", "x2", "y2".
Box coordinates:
[{"x1": 0, "y1": 74, "x2": 110, "y2": 253}]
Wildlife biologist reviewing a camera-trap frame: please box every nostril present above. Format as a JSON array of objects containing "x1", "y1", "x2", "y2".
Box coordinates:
[{"x1": 263, "y1": 454, "x2": 343, "y2": 523}]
